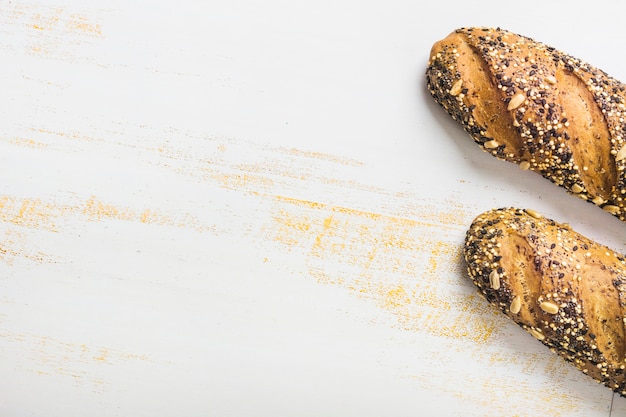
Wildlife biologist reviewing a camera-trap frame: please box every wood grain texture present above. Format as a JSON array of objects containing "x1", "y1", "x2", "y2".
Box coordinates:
[{"x1": 2, "y1": 0, "x2": 626, "y2": 416}]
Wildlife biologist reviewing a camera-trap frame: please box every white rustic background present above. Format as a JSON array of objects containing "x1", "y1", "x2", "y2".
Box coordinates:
[{"x1": 2, "y1": 0, "x2": 626, "y2": 415}]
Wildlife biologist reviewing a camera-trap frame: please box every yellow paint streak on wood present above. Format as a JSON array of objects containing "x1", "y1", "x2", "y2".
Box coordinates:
[
  {"x1": 93, "y1": 349, "x2": 109, "y2": 363},
  {"x1": 0, "y1": 197, "x2": 59, "y2": 231},
  {"x1": 9, "y1": 137, "x2": 47, "y2": 148},
  {"x1": 34, "y1": 128, "x2": 99, "y2": 143},
  {"x1": 272, "y1": 209, "x2": 312, "y2": 247},
  {"x1": 26, "y1": 7, "x2": 103, "y2": 37},
  {"x1": 268, "y1": 195, "x2": 497, "y2": 343},
  {"x1": 212, "y1": 173, "x2": 274, "y2": 191},
  {"x1": 279, "y1": 147, "x2": 364, "y2": 167},
  {"x1": 274, "y1": 195, "x2": 327, "y2": 209},
  {"x1": 66, "y1": 14, "x2": 103, "y2": 37},
  {"x1": 0, "y1": 331, "x2": 149, "y2": 392},
  {"x1": 467, "y1": 365, "x2": 580, "y2": 416},
  {"x1": 31, "y1": 11, "x2": 60, "y2": 31},
  {"x1": 384, "y1": 285, "x2": 411, "y2": 308},
  {"x1": 83, "y1": 196, "x2": 133, "y2": 221},
  {"x1": 0, "y1": 193, "x2": 215, "y2": 266},
  {"x1": 0, "y1": 194, "x2": 216, "y2": 233}
]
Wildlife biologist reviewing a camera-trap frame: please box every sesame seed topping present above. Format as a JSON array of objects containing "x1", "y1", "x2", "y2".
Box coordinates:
[
  {"x1": 603, "y1": 205, "x2": 621, "y2": 215},
  {"x1": 449, "y1": 79, "x2": 463, "y2": 96},
  {"x1": 571, "y1": 184, "x2": 584, "y2": 194},
  {"x1": 525, "y1": 208, "x2": 542, "y2": 219},
  {"x1": 427, "y1": 27, "x2": 626, "y2": 238},
  {"x1": 484, "y1": 140, "x2": 500, "y2": 149},
  {"x1": 507, "y1": 93, "x2": 526, "y2": 111},
  {"x1": 529, "y1": 327, "x2": 546, "y2": 341},
  {"x1": 539, "y1": 300, "x2": 559, "y2": 314},
  {"x1": 460, "y1": 205, "x2": 626, "y2": 394},
  {"x1": 616, "y1": 144, "x2": 626, "y2": 162},
  {"x1": 489, "y1": 270, "x2": 501, "y2": 290},
  {"x1": 510, "y1": 295, "x2": 522, "y2": 314}
]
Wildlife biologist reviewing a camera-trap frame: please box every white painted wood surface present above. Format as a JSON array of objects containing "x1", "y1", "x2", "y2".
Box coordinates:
[{"x1": 2, "y1": 0, "x2": 626, "y2": 415}]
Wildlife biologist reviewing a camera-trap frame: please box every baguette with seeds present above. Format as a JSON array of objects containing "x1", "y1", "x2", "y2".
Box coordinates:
[
  {"x1": 464, "y1": 207, "x2": 626, "y2": 395},
  {"x1": 426, "y1": 28, "x2": 626, "y2": 219}
]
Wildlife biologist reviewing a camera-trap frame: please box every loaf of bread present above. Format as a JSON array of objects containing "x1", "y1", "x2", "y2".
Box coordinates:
[
  {"x1": 427, "y1": 28, "x2": 626, "y2": 221},
  {"x1": 465, "y1": 207, "x2": 626, "y2": 394}
]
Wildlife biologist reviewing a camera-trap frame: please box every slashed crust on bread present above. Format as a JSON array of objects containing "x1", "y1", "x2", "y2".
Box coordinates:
[
  {"x1": 464, "y1": 207, "x2": 626, "y2": 395},
  {"x1": 427, "y1": 28, "x2": 626, "y2": 219}
]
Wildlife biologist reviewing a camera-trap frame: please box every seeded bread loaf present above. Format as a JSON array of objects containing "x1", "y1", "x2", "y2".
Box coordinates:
[
  {"x1": 426, "y1": 28, "x2": 626, "y2": 220},
  {"x1": 465, "y1": 207, "x2": 626, "y2": 395}
]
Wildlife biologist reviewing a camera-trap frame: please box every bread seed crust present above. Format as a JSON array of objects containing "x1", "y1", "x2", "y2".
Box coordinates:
[
  {"x1": 464, "y1": 207, "x2": 626, "y2": 396},
  {"x1": 427, "y1": 27, "x2": 626, "y2": 221}
]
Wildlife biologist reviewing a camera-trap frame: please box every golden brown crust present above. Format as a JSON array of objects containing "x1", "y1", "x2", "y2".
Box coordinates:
[
  {"x1": 427, "y1": 28, "x2": 626, "y2": 218},
  {"x1": 464, "y1": 207, "x2": 626, "y2": 395}
]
